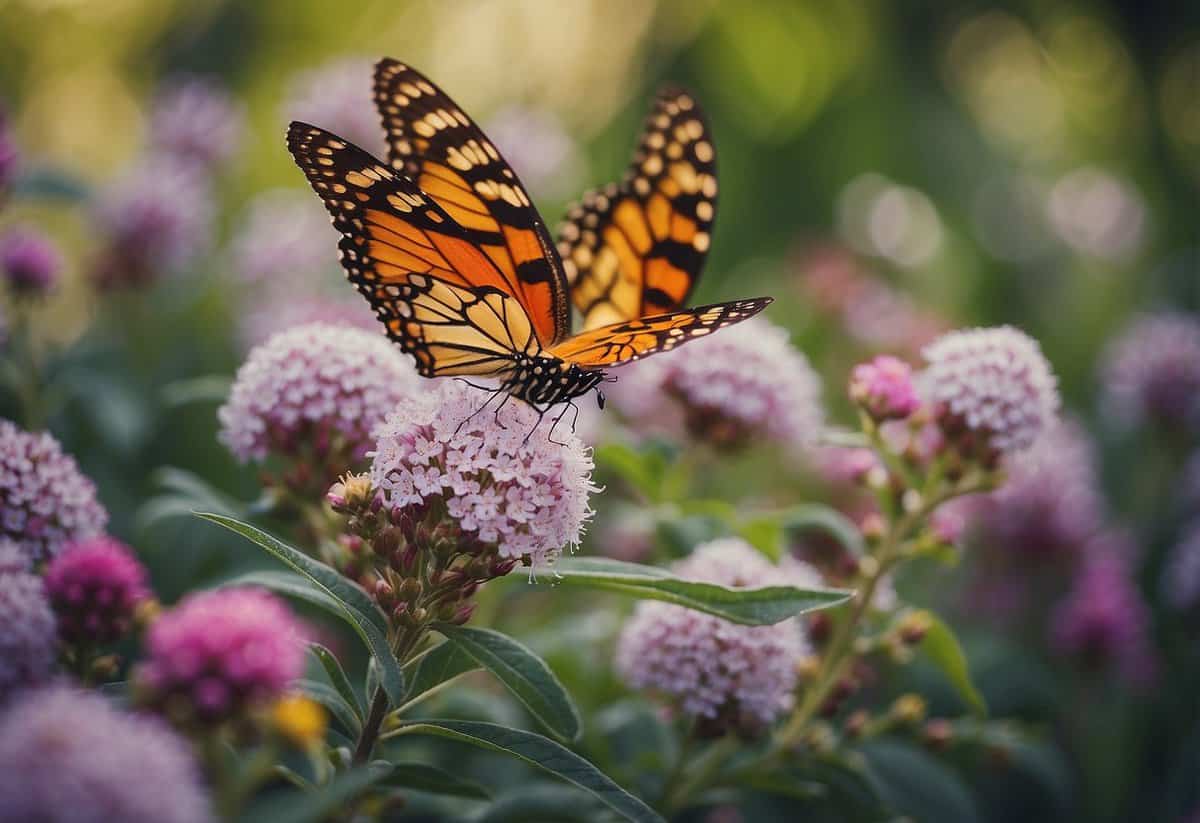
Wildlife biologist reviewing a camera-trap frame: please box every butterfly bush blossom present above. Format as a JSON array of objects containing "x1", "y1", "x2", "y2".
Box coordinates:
[
  {"x1": 44, "y1": 536, "x2": 151, "y2": 645},
  {"x1": 137, "y1": 587, "x2": 305, "y2": 727},
  {"x1": 0, "y1": 686, "x2": 214, "y2": 823},
  {"x1": 148, "y1": 76, "x2": 245, "y2": 172},
  {"x1": 0, "y1": 420, "x2": 107, "y2": 565},
  {"x1": 90, "y1": 156, "x2": 213, "y2": 288},
  {"x1": 0, "y1": 551, "x2": 56, "y2": 700},
  {"x1": 219, "y1": 323, "x2": 419, "y2": 484},
  {"x1": 610, "y1": 317, "x2": 824, "y2": 456},
  {"x1": 0, "y1": 226, "x2": 62, "y2": 297},
  {"x1": 285, "y1": 57, "x2": 385, "y2": 157},
  {"x1": 1100, "y1": 312, "x2": 1200, "y2": 430},
  {"x1": 920, "y1": 325, "x2": 1059, "y2": 458},
  {"x1": 616, "y1": 538, "x2": 819, "y2": 731},
  {"x1": 369, "y1": 379, "x2": 597, "y2": 570}
]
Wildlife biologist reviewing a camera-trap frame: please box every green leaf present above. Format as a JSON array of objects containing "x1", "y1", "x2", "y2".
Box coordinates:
[
  {"x1": 594, "y1": 443, "x2": 666, "y2": 502},
  {"x1": 860, "y1": 739, "x2": 981, "y2": 823},
  {"x1": 737, "y1": 516, "x2": 785, "y2": 561},
  {"x1": 435, "y1": 624, "x2": 581, "y2": 742},
  {"x1": 379, "y1": 761, "x2": 491, "y2": 799},
  {"x1": 161, "y1": 375, "x2": 233, "y2": 408},
  {"x1": 471, "y1": 783, "x2": 603, "y2": 821},
  {"x1": 308, "y1": 643, "x2": 364, "y2": 720},
  {"x1": 918, "y1": 611, "x2": 987, "y2": 717},
  {"x1": 197, "y1": 514, "x2": 404, "y2": 709},
  {"x1": 239, "y1": 762, "x2": 392, "y2": 823},
  {"x1": 294, "y1": 678, "x2": 361, "y2": 735},
  {"x1": 396, "y1": 720, "x2": 664, "y2": 823},
  {"x1": 781, "y1": 503, "x2": 866, "y2": 558},
  {"x1": 543, "y1": 556, "x2": 851, "y2": 625},
  {"x1": 401, "y1": 639, "x2": 480, "y2": 709}
]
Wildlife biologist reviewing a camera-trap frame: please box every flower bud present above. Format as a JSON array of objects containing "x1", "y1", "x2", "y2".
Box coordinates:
[
  {"x1": 890, "y1": 693, "x2": 927, "y2": 726},
  {"x1": 849, "y1": 356, "x2": 920, "y2": 421},
  {"x1": 922, "y1": 718, "x2": 954, "y2": 750},
  {"x1": 843, "y1": 709, "x2": 870, "y2": 738}
]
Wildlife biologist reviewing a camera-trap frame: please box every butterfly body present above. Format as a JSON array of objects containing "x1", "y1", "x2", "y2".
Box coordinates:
[{"x1": 286, "y1": 59, "x2": 772, "y2": 417}]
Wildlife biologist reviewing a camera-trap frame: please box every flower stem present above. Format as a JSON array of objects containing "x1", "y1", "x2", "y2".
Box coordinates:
[{"x1": 352, "y1": 622, "x2": 425, "y2": 764}]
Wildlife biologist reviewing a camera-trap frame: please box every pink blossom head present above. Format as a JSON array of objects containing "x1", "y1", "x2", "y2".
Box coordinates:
[
  {"x1": 1050, "y1": 548, "x2": 1154, "y2": 687},
  {"x1": 218, "y1": 323, "x2": 419, "y2": 485},
  {"x1": 615, "y1": 538, "x2": 818, "y2": 732},
  {"x1": 228, "y1": 189, "x2": 337, "y2": 289},
  {"x1": 969, "y1": 419, "x2": 1106, "y2": 563},
  {"x1": 138, "y1": 588, "x2": 305, "y2": 726},
  {"x1": 849, "y1": 355, "x2": 920, "y2": 421},
  {"x1": 284, "y1": 57, "x2": 384, "y2": 157},
  {"x1": 921, "y1": 325, "x2": 1059, "y2": 458},
  {"x1": 90, "y1": 156, "x2": 213, "y2": 289},
  {"x1": 609, "y1": 318, "x2": 824, "y2": 456},
  {"x1": 0, "y1": 566, "x2": 55, "y2": 701},
  {"x1": 370, "y1": 380, "x2": 597, "y2": 569},
  {"x1": 148, "y1": 76, "x2": 245, "y2": 173},
  {"x1": 0, "y1": 420, "x2": 108, "y2": 565},
  {"x1": 0, "y1": 226, "x2": 62, "y2": 297},
  {"x1": 44, "y1": 536, "x2": 150, "y2": 645},
  {"x1": 1100, "y1": 312, "x2": 1200, "y2": 431},
  {"x1": 0, "y1": 686, "x2": 214, "y2": 823}
]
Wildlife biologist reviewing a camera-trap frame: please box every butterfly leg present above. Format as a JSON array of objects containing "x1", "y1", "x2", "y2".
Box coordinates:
[
  {"x1": 453, "y1": 385, "x2": 505, "y2": 437},
  {"x1": 546, "y1": 401, "x2": 579, "y2": 446},
  {"x1": 522, "y1": 405, "x2": 549, "y2": 447},
  {"x1": 491, "y1": 391, "x2": 513, "y2": 430}
]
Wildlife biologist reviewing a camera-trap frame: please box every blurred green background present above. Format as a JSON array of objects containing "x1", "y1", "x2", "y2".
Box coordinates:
[{"x1": 1, "y1": 1, "x2": 1198, "y2": 821}]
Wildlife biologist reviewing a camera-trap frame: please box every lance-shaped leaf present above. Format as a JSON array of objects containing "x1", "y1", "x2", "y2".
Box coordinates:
[
  {"x1": 308, "y1": 643, "x2": 364, "y2": 720},
  {"x1": 434, "y1": 624, "x2": 581, "y2": 742},
  {"x1": 198, "y1": 514, "x2": 404, "y2": 709},
  {"x1": 399, "y1": 639, "x2": 480, "y2": 711},
  {"x1": 918, "y1": 611, "x2": 987, "y2": 717},
  {"x1": 394, "y1": 720, "x2": 664, "y2": 823},
  {"x1": 294, "y1": 678, "x2": 361, "y2": 735},
  {"x1": 378, "y1": 761, "x2": 491, "y2": 799},
  {"x1": 540, "y1": 556, "x2": 851, "y2": 625}
]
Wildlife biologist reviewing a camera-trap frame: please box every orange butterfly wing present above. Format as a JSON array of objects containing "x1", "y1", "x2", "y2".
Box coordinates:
[
  {"x1": 287, "y1": 122, "x2": 542, "y2": 378},
  {"x1": 373, "y1": 58, "x2": 570, "y2": 346},
  {"x1": 557, "y1": 88, "x2": 717, "y2": 331},
  {"x1": 547, "y1": 297, "x2": 772, "y2": 368}
]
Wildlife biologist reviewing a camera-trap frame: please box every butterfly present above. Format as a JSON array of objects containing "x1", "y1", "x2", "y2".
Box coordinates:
[{"x1": 286, "y1": 58, "x2": 770, "y2": 427}]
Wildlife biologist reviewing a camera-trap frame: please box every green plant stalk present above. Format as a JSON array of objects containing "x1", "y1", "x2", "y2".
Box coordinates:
[
  {"x1": 662, "y1": 734, "x2": 740, "y2": 814},
  {"x1": 353, "y1": 620, "x2": 426, "y2": 764}
]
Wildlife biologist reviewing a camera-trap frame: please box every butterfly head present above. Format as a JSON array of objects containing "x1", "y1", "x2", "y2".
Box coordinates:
[{"x1": 507, "y1": 355, "x2": 608, "y2": 409}]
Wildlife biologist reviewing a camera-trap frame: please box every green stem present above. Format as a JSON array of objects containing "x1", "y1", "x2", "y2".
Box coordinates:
[
  {"x1": 352, "y1": 622, "x2": 426, "y2": 764},
  {"x1": 662, "y1": 735, "x2": 739, "y2": 814}
]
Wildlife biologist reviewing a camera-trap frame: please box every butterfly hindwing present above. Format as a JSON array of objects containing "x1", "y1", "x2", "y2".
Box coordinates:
[
  {"x1": 286, "y1": 121, "x2": 538, "y2": 378},
  {"x1": 547, "y1": 297, "x2": 771, "y2": 368},
  {"x1": 373, "y1": 58, "x2": 570, "y2": 346},
  {"x1": 558, "y1": 88, "x2": 717, "y2": 331}
]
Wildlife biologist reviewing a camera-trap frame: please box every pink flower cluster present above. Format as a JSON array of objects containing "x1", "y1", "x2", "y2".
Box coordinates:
[
  {"x1": 284, "y1": 57, "x2": 385, "y2": 157},
  {"x1": 609, "y1": 318, "x2": 824, "y2": 456},
  {"x1": 849, "y1": 355, "x2": 920, "y2": 421},
  {"x1": 44, "y1": 536, "x2": 150, "y2": 645},
  {"x1": 616, "y1": 538, "x2": 818, "y2": 727},
  {"x1": 0, "y1": 549, "x2": 55, "y2": 700},
  {"x1": 0, "y1": 420, "x2": 107, "y2": 564},
  {"x1": 148, "y1": 76, "x2": 245, "y2": 173},
  {"x1": 921, "y1": 325, "x2": 1059, "y2": 454},
  {"x1": 138, "y1": 588, "x2": 305, "y2": 724},
  {"x1": 218, "y1": 322, "x2": 419, "y2": 464},
  {"x1": 370, "y1": 380, "x2": 597, "y2": 567},
  {"x1": 1101, "y1": 312, "x2": 1200, "y2": 430}
]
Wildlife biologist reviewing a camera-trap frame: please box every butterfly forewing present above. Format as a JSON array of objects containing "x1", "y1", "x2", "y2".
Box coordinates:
[
  {"x1": 286, "y1": 121, "x2": 540, "y2": 378},
  {"x1": 373, "y1": 58, "x2": 571, "y2": 346},
  {"x1": 558, "y1": 87, "x2": 718, "y2": 330},
  {"x1": 547, "y1": 297, "x2": 771, "y2": 368}
]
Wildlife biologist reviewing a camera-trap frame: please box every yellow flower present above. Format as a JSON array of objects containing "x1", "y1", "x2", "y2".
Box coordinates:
[{"x1": 271, "y1": 695, "x2": 327, "y2": 747}]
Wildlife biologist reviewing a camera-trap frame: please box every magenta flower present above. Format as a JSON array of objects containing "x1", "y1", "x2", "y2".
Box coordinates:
[
  {"x1": 921, "y1": 325, "x2": 1059, "y2": 456},
  {"x1": 148, "y1": 77, "x2": 244, "y2": 172},
  {"x1": 0, "y1": 565, "x2": 55, "y2": 701},
  {"x1": 849, "y1": 355, "x2": 920, "y2": 421},
  {"x1": 284, "y1": 57, "x2": 385, "y2": 157},
  {"x1": 609, "y1": 317, "x2": 824, "y2": 456},
  {"x1": 370, "y1": 380, "x2": 597, "y2": 568},
  {"x1": 0, "y1": 420, "x2": 107, "y2": 565},
  {"x1": 616, "y1": 539, "x2": 818, "y2": 729},
  {"x1": 90, "y1": 156, "x2": 213, "y2": 288},
  {"x1": 138, "y1": 587, "x2": 305, "y2": 725},
  {"x1": 1050, "y1": 549, "x2": 1154, "y2": 686},
  {"x1": 0, "y1": 226, "x2": 62, "y2": 296},
  {"x1": 0, "y1": 686, "x2": 214, "y2": 823},
  {"x1": 1100, "y1": 312, "x2": 1200, "y2": 430},
  {"x1": 44, "y1": 536, "x2": 150, "y2": 645},
  {"x1": 218, "y1": 322, "x2": 419, "y2": 468}
]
